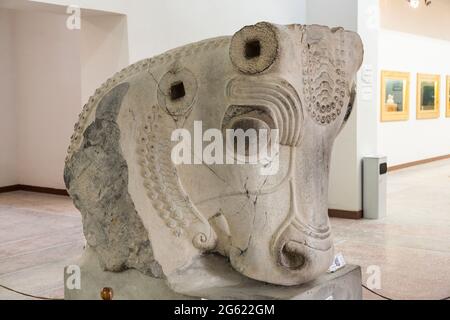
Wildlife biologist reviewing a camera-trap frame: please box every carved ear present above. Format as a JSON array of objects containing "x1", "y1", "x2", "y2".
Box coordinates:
[
  {"x1": 301, "y1": 26, "x2": 363, "y2": 127},
  {"x1": 343, "y1": 31, "x2": 364, "y2": 76}
]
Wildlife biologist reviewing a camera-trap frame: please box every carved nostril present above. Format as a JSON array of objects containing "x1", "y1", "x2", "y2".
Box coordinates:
[
  {"x1": 245, "y1": 40, "x2": 261, "y2": 59},
  {"x1": 280, "y1": 241, "x2": 306, "y2": 269}
]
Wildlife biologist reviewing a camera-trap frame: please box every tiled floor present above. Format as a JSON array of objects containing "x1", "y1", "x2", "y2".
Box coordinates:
[
  {"x1": 0, "y1": 159, "x2": 449, "y2": 300},
  {"x1": 333, "y1": 159, "x2": 450, "y2": 300},
  {"x1": 0, "y1": 191, "x2": 84, "y2": 300}
]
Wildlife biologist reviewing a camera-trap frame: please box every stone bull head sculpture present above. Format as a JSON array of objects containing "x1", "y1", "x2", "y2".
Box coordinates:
[{"x1": 64, "y1": 22, "x2": 363, "y2": 289}]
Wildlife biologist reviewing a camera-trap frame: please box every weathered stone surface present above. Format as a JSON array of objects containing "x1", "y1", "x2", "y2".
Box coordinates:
[
  {"x1": 64, "y1": 21, "x2": 364, "y2": 297},
  {"x1": 64, "y1": 83, "x2": 162, "y2": 278}
]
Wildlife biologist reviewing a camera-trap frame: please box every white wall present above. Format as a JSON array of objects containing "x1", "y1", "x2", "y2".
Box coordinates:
[
  {"x1": 14, "y1": 11, "x2": 82, "y2": 188},
  {"x1": 0, "y1": 9, "x2": 17, "y2": 187},
  {"x1": 356, "y1": 0, "x2": 381, "y2": 212},
  {"x1": 124, "y1": 0, "x2": 307, "y2": 62},
  {"x1": 81, "y1": 14, "x2": 129, "y2": 103},
  {"x1": 32, "y1": 0, "x2": 307, "y2": 63},
  {"x1": 4, "y1": 0, "x2": 306, "y2": 189},
  {"x1": 0, "y1": 0, "x2": 131, "y2": 189},
  {"x1": 379, "y1": 29, "x2": 450, "y2": 166},
  {"x1": 306, "y1": 0, "x2": 358, "y2": 30}
]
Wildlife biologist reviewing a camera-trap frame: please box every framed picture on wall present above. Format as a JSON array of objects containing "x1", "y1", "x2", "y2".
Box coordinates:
[
  {"x1": 380, "y1": 71, "x2": 410, "y2": 122},
  {"x1": 416, "y1": 73, "x2": 440, "y2": 120},
  {"x1": 446, "y1": 76, "x2": 450, "y2": 118}
]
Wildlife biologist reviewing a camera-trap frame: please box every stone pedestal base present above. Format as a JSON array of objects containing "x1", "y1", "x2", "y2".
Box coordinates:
[{"x1": 64, "y1": 248, "x2": 362, "y2": 300}]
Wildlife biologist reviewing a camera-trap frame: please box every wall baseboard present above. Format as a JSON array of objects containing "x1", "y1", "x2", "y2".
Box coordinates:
[
  {"x1": 0, "y1": 185, "x2": 22, "y2": 193},
  {"x1": 328, "y1": 209, "x2": 363, "y2": 220},
  {"x1": 388, "y1": 154, "x2": 450, "y2": 172},
  {"x1": 0, "y1": 184, "x2": 68, "y2": 196}
]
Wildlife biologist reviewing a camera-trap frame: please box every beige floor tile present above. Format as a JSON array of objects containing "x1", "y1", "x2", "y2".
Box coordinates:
[{"x1": 331, "y1": 158, "x2": 450, "y2": 300}]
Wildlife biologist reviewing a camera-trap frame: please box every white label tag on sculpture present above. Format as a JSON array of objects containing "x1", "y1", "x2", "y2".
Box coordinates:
[{"x1": 328, "y1": 253, "x2": 346, "y2": 273}]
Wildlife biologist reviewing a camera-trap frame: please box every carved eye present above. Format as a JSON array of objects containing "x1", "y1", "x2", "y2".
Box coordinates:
[
  {"x1": 230, "y1": 22, "x2": 279, "y2": 74},
  {"x1": 222, "y1": 106, "x2": 276, "y2": 162},
  {"x1": 229, "y1": 117, "x2": 272, "y2": 158},
  {"x1": 157, "y1": 68, "x2": 197, "y2": 116}
]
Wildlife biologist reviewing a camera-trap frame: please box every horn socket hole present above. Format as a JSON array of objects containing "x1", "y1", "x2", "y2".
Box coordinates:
[
  {"x1": 245, "y1": 40, "x2": 261, "y2": 59},
  {"x1": 170, "y1": 81, "x2": 185, "y2": 101}
]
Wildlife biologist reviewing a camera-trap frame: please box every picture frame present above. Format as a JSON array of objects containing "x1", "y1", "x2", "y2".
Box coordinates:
[
  {"x1": 416, "y1": 73, "x2": 440, "y2": 120},
  {"x1": 446, "y1": 75, "x2": 450, "y2": 118},
  {"x1": 380, "y1": 70, "x2": 410, "y2": 122}
]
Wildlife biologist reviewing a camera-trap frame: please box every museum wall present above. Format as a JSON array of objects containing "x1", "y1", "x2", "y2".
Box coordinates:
[
  {"x1": 0, "y1": 9, "x2": 17, "y2": 187},
  {"x1": 0, "y1": 3, "x2": 132, "y2": 189},
  {"x1": 306, "y1": 0, "x2": 358, "y2": 30},
  {"x1": 127, "y1": 0, "x2": 307, "y2": 63},
  {"x1": 32, "y1": 0, "x2": 308, "y2": 63},
  {"x1": 9, "y1": 0, "x2": 306, "y2": 189},
  {"x1": 14, "y1": 10, "x2": 82, "y2": 189},
  {"x1": 378, "y1": 29, "x2": 450, "y2": 166},
  {"x1": 80, "y1": 14, "x2": 129, "y2": 104}
]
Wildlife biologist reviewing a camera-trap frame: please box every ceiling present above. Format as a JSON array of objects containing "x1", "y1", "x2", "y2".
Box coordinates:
[{"x1": 380, "y1": 0, "x2": 450, "y2": 41}]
